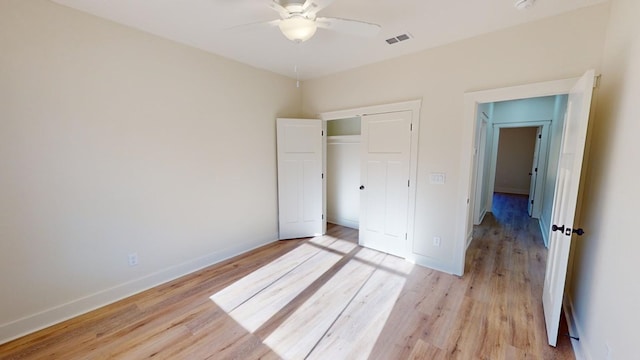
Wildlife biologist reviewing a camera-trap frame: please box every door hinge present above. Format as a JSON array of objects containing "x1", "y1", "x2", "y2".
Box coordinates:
[
  {"x1": 405, "y1": 233, "x2": 408, "y2": 240},
  {"x1": 407, "y1": 179, "x2": 410, "y2": 187},
  {"x1": 410, "y1": 123, "x2": 413, "y2": 131},
  {"x1": 538, "y1": 134, "x2": 542, "y2": 139},
  {"x1": 535, "y1": 167, "x2": 538, "y2": 172},
  {"x1": 322, "y1": 173, "x2": 324, "y2": 179},
  {"x1": 321, "y1": 130, "x2": 324, "y2": 136},
  {"x1": 322, "y1": 214, "x2": 324, "y2": 220},
  {"x1": 531, "y1": 200, "x2": 534, "y2": 205}
]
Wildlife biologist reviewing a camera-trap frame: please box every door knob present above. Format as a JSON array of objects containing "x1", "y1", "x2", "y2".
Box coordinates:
[
  {"x1": 552, "y1": 224, "x2": 585, "y2": 236},
  {"x1": 359, "y1": 185, "x2": 365, "y2": 190}
]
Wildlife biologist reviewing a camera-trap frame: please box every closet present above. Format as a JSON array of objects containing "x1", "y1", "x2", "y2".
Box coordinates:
[{"x1": 326, "y1": 117, "x2": 360, "y2": 229}]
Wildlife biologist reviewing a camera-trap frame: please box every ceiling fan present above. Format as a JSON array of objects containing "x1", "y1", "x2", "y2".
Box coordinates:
[{"x1": 259, "y1": 0, "x2": 381, "y2": 43}]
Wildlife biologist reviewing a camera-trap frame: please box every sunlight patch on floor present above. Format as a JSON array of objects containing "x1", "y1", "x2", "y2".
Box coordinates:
[
  {"x1": 306, "y1": 255, "x2": 414, "y2": 360},
  {"x1": 264, "y1": 247, "x2": 385, "y2": 359},
  {"x1": 210, "y1": 235, "x2": 339, "y2": 312},
  {"x1": 209, "y1": 234, "x2": 412, "y2": 360},
  {"x1": 210, "y1": 237, "x2": 356, "y2": 333}
]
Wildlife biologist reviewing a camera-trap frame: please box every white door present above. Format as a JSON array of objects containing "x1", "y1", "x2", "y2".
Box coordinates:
[
  {"x1": 276, "y1": 118, "x2": 323, "y2": 240},
  {"x1": 359, "y1": 111, "x2": 412, "y2": 257},
  {"x1": 528, "y1": 127, "x2": 542, "y2": 216},
  {"x1": 542, "y1": 70, "x2": 595, "y2": 346}
]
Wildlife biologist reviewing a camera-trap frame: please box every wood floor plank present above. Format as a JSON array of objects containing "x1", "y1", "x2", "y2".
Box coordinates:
[
  {"x1": 264, "y1": 247, "x2": 385, "y2": 359},
  {"x1": 227, "y1": 238, "x2": 356, "y2": 333},
  {"x1": 157, "y1": 305, "x2": 248, "y2": 359},
  {"x1": 418, "y1": 275, "x2": 469, "y2": 350},
  {"x1": 407, "y1": 339, "x2": 445, "y2": 360},
  {"x1": 444, "y1": 295, "x2": 490, "y2": 360},
  {"x1": 306, "y1": 255, "x2": 414, "y2": 360},
  {"x1": 368, "y1": 267, "x2": 457, "y2": 359},
  {"x1": 210, "y1": 236, "x2": 337, "y2": 312}
]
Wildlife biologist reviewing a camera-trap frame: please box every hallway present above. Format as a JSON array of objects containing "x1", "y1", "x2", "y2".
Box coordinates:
[{"x1": 466, "y1": 192, "x2": 575, "y2": 358}]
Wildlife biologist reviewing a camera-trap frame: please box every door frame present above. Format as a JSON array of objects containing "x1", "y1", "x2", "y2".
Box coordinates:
[
  {"x1": 472, "y1": 117, "x2": 489, "y2": 225},
  {"x1": 486, "y1": 121, "x2": 551, "y2": 219},
  {"x1": 319, "y1": 100, "x2": 421, "y2": 258},
  {"x1": 458, "y1": 77, "x2": 581, "y2": 276}
]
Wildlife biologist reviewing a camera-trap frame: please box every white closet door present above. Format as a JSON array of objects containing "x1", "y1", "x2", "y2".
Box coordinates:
[
  {"x1": 359, "y1": 111, "x2": 412, "y2": 257},
  {"x1": 277, "y1": 118, "x2": 323, "y2": 240}
]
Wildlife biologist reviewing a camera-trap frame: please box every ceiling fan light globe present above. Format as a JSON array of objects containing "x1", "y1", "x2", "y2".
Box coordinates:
[{"x1": 279, "y1": 16, "x2": 317, "y2": 42}]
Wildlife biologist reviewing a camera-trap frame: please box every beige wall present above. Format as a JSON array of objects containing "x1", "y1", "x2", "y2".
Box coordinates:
[
  {"x1": 569, "y1": 0, "x2": 640, "y2": 358},
  {"x1": 494, "y1": 127, "x2": 537, "y2": 195},
  {"x1": 302, "y1": 4, "x2": 609, "y2": 273},
  {"x1": 0, "y1": 0, "x2": 301, "y2": 342}
]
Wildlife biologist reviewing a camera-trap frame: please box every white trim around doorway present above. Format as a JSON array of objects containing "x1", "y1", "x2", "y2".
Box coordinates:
[{"x1": 458, "y1": 77, "x2": 579, "y2": 276}]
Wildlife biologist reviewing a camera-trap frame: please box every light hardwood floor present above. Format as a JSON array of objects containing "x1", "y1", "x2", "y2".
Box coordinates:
[{"x1": 0, "y1": 193, "x2": 574, "y2": 359}]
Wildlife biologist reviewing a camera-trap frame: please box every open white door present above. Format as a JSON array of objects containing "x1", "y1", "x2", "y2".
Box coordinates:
[
  {"x1": 542, "y1": 70, "x2": 595, "y2": 346},
  {"x1": 276, "y1": 118, "x2": 323, "y2": 240},
  {"x1": 359, "y1": 111, "x2": 412, "y2": 258},
  {"x1": 528, "y1": 127, "x2": 542, "y2": 217}
]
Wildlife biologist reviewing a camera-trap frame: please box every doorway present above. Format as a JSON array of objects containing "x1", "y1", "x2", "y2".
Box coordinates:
[
  {"x1": 488, "y1": 124, "x2": 549, "y2": 219},
  {"x1": 472, "y1": 96, "x2": 566, "y2": 247},
  {"x1": 325, "y1": 117, "x2": 361, "y2": 230},
  {"x1": 320, "y1": 100, "x2": 421, "y2": 258},
  {"x1": 460, "y1": 70, "x2": 596, "y2": 347},
  {"x1": 494, "y1": 127, "x2": 538, "y2": 195}
]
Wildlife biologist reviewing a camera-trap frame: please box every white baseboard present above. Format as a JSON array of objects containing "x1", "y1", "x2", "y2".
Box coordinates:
[
  {"x1": 0, "y1": 233, "x2": 279, "y2": 345},
  {"x1": 408, "y1": 253, "x2": 457, "y2": 276},
  {"x1": 474, "y1": 208, "x2": 487, "y2": 225},
  {"x1": 494, "y1": 187, "x2": 529, "y2": 195},
  {"x1": 326, "y1": 217, "x2": 359, "y2": 230},
  {"x1": 563, "y1": 294, "x2": 591, "y2": 360}
]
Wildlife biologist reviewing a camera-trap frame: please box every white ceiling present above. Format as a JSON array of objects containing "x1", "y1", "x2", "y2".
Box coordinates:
[{"x1": 51, "y1": 0, "x2": 608, "y2": 80}]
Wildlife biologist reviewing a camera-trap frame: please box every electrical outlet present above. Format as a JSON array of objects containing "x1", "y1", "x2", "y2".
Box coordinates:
[
  {"x1": 128, "y1": 252, "x2": 139, "y2": 267},
  {"x1": 433, "y1": 237, "x2": 441, "y2": 247}
]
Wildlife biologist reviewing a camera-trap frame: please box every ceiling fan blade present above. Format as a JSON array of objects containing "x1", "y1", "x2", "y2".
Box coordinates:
[
  {"x1": 269, "y1": 0, "x2": 290, "y2": 18},
  {"x1": 316, "y1": 17, "x2": 381, "y2": 37},
  {"x1": 226, "y1": 19, "x2": 280, "y2": 33},
  {"x1": 302, "y1": 0, "x2": 336, "y2": 15}
]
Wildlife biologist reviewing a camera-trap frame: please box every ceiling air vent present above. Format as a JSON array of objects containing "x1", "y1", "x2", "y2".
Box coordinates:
[{"x1": 385, "y1": 33, "x2": 412, "y2": 45}]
